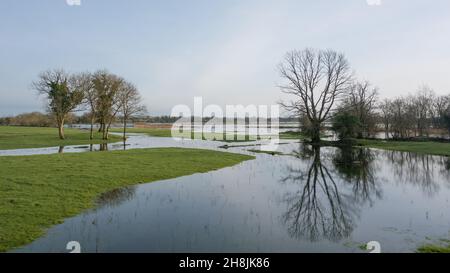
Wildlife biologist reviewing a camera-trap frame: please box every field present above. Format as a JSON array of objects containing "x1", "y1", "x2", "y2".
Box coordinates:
[
  {"x1": 0, "y1": 126, "x2": 121, "y2": 150},
  {"x1": 0, "y1": 147, "x2": 254, "y2": 252}
]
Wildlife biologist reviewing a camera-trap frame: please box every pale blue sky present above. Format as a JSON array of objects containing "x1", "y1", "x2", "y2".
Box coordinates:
[{"x1": 1, "y1": 0, "x2": 449, "y2": 116}]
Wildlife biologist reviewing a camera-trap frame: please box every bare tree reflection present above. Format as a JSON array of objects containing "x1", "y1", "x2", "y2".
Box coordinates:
[
  {"x1": 282, "y1": 143, "x2": 450, "y2": 242},
  {"x1": 332, "y1": 147, "x2": 382, "y2": 206},
  {"x1": 281, "y1": 146, "x2": 357, "y2": 242},
  {"x1": 386, "y1": 151, "x2": 440, "y2": 196},
  {"x1": 99, "y1": 143, "x2": 109, "y2": 151}
]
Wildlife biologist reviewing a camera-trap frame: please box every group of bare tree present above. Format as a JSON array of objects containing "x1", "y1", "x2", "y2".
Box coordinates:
[
  {"x1": 34, "y1": 69, "x2": 146, "y2": 140},
  {"x1": 279, "y1": 48, "x2": 450, "y2": 142},
  {"x1": 379, "y1": 86, "x2": 450, "y2": 139}
]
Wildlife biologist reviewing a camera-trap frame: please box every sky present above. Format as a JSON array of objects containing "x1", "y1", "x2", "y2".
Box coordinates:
[{"x1": 1, "y1": 0, "x2": 450, "y2": 116}]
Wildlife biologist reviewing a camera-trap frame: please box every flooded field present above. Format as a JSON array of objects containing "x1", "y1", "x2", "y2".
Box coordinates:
[{"x1": 7, "y1": 134, "x2": 450, "y2": 253}]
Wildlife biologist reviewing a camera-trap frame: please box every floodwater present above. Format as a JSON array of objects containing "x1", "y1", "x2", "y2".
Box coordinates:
[{"x1": 4, "y1": 134, "x2": 450, "y2": 253}]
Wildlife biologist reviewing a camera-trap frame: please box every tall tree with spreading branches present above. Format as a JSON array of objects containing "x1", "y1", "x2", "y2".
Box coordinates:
[
  {"x1": 118, "y1": 82, "x2": 146, "y2": 140},
  {"x1": 33, "y1": 69, "x2": 84, "y2": 139},
  {"x1": 92, "y1": 70, "x2": 124, "y2": 140},
  {"x1": 72, "y1": 72, "x2": 96, "y2": 139},
  {"x1": 279, "y1": 48, "x2": 353, "y2": 143}
]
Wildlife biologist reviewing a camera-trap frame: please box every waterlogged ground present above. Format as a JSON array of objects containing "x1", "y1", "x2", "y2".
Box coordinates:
[{"x1": 4, "y1": 134, "x2": 450, "y2": 253}]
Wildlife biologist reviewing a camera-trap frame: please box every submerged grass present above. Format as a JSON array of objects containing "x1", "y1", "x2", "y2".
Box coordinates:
[
  {"x1": 247, "y1": 149, "x2": 285, "y2": 156},
  {"x1": 0, "y1": 126, "x2": 121, "y2": 150},
  {"x1": 417, "y1": 244, "x2": 450, "y2": 253},
  {"x1": 0, "y1": 148, "x2": 254, "y2": 252}
]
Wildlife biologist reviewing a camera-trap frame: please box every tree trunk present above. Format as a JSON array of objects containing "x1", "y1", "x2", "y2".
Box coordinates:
[
  {"x1": 385, "y1": 124, "x2": 389, "y2": 140},
  {"x1": 104, "y1": 123, "x2": 111, "y2": 140},
  {"x1": 58, "y1": 119, "x2": 65, "y2": 140},
  {"x1": 102, "y1": 126, "x2": 108, "y2": 140},
  {"x1": 90, "y1": 116, "x2": 94, "y2": 140},
  {"x1": 123, "y1": 116, "x2": 127, "y2": 141},
  {"x1": 98, "y1": 122, "x2": 104, "y2": 133},
  {"x1": 311, "y1": 122, "x2": 321, "y2": 144}
]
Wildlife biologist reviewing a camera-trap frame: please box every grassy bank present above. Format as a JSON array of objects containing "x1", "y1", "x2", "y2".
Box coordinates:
[
  {"x1": 111, "y1": 127, "x2": 173, "y2": 137},
  {"x1": 356, "y1": 139, "x2": 450, "y2": 157},
  {"x1": 279, "y1": 130, "x2": 308, "y2": 140},
  {"x1": 0, "y1": 126, "x2": 121, "y2": 150},
  {"x1": 417, "y1": 240, "x2": 450, "y2": 253},
  {"x1": 0, "y1": 148, "x2": 254, "y2": 252}
]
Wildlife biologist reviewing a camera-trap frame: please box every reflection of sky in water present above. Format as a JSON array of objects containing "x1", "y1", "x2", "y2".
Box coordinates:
[{"x1": 7, "y1": 134, "x2": 450, "y2": 253}]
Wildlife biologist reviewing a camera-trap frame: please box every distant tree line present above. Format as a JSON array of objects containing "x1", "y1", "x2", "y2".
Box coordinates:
[
  {"x1": 377, "y1": 86, "x2": 450, "y2": 139},
  {"x1": 333, "y1": 85, "x2": 450, "y2": 140},
  {"x1": 0, "y1": 112, "x2": 84, "y2": 127},
  {"x1": 32, "y1": 69, "x2": 146, "y2": 140},
  {"x1": 0, "y1": 112, "x2": 54, "y2": 127}
]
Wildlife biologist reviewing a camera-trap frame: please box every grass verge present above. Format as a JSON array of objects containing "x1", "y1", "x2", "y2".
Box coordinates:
[
  {"x1": 356, "y1": 139, "x2": 450, "y2": 157},
  {"x1": 0, "y1": 148, "x2": 254, "y2": 252},
  {"x1": 417, "y1": 244, "x2": 450, "y2": 253},
  {"x1": 0, "y1": 126, "x2": 121, "y2": 150}
]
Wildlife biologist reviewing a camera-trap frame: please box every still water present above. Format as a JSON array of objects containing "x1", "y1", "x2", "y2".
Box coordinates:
[{"x1": 7, "y1": 134, "x2": 450, "y2": 253}]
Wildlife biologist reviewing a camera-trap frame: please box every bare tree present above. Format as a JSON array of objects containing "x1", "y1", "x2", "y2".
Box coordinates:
[
  {"x1": 92, "y1": 70, "x2": 124, "y2": 140},
  {"x1": 344, "y1": 81, "x2": 379, "y2": 138},
  {"x1": 33, "y1": 69, "x2": 84, "y2": 139},
  {"x1": 71, "y1": 72, "x2": 96, "y2": 139},
  {"x1": 389, "y1": 97, "x2": 416, "y2": 139},
  {"x1": 279, "y1": 48, "x2": 353, "y2": 143},
  {"x1": 432, "y1": 95, "x2": 450, "y2": 137},
  {"x1": 378, "y1": 98, "x2": 392, "y2": 139},
  {"x1": 117, "y1": 82, "x2": 146, "y2": 140},
  {"x1": 413, "y1": 86, "x2": 435, "y2": 137}
]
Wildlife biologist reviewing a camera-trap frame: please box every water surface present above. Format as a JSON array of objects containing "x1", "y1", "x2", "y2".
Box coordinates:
[{"x1": 7, "y1": 134, "x2": 450, "y2": 253}]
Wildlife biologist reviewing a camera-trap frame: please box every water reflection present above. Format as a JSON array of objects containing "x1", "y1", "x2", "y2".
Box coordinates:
[
  {"x1": 332, "y1": 147, "x2": 382, "y2": 206},
  {"x1": 99, "y1": 143, "x2": 109, "y2": 151},
  {"x1": 280, "y1": 146, "x2": 356, "y2": 242},
  {"x1": 386, "y1": 151, "x2": 441, "y2": 196},
  {"x1": 54, "y1": 143, "x2": 111, "y2": 153}
]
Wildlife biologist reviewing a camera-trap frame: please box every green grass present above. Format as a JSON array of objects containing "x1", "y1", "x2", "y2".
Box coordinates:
[
  {"x1": 247, "y1": 149, "x2": 285, "y2": 156},
  {"x1": 110, "y1": 128, "x2": 173, "y2": 137},
  {"x1": 0, "y1": 148, "x2": 254, "y2": 252},
  {"x1": 417, "y1": 244, "x2": 450, "y2": 253},
  {"x1": 356, "y1": 139, "x2": 450, "y2": 157},
  {"x1": 278, "y1": 131, "x2": 331, "y2": 140},
  {"x1": 0, "y1": 126, "x2": 121, "y2": 150},
  {"x1": 279, "y1": 131, "x2": 308, "y2": 140}
]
